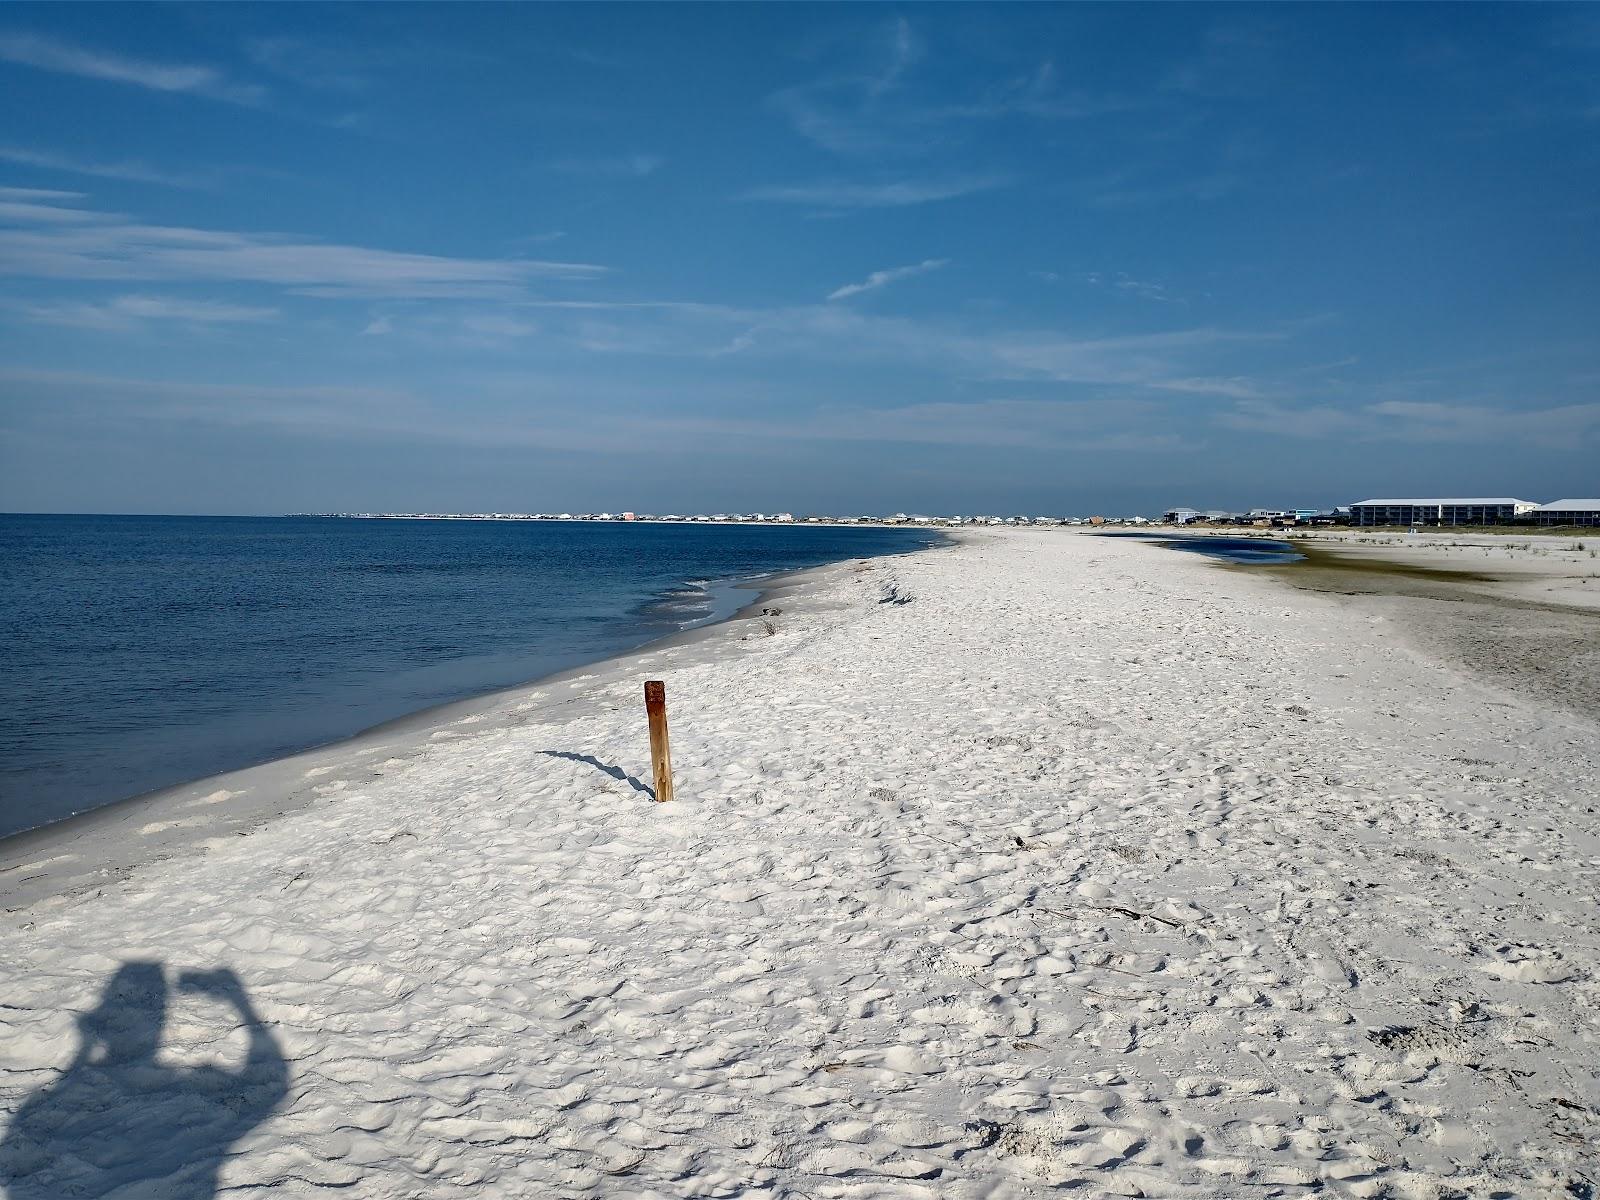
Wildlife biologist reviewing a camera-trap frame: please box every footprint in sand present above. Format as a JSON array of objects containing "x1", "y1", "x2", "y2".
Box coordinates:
[
  {"x1": 186, "y1": 788, "x2": 241, "y2": 808},
  {"x1": 1476, "y1": 943, "x2": 1580, "y2": 984}
]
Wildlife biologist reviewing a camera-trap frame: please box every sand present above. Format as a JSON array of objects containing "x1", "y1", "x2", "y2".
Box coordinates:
[
  {"x1": 1283, "y1": 529, "x2": 1600, "y2": 613},
  {"x1": 1258, "y1": 537, "x2": 1600, "y2": 725},
  {"x1": 2, "y1": 529, "x2": 1597, "y2": 1198}
]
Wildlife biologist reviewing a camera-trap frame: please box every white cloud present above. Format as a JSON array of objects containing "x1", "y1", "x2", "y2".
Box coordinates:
[
  {"x1": 0, "y1": 198, "x2": 609, "y2": 299},
  {"x1": 494, "y1": 293, "x2": 1279, "y2": 398},
  {"x1": 1219, "y1": 398, "x2": 1600, "y2": 447},
  {"x1": 1074, "y1": 169, "x2": 1240, "y2": 209},
  {"x1": 508, "y1": 230, "x2": 569, "y2": 247},
  {"x1": 113, "y1": 295, "x2": 277, "y2": 321},
  {"x1": 0, "y1": 364, "x2": 1199, "y2": 456},
  {"x1": 0, "y1": 185, "x2": 84, "y2": 202},
  {"x1": 1078, "y1": 271, "x2": 1187, "y2": 303},
  {"x1": 458, "y1": 312, "x2": 539, "y2": 339},
  {"x1": 0, "y1": 31, "x2": 265, "y2": 105},
  {"x1": 550, "y1": 153, "x2": 664, "y2": 177},
  {"x1": 770, "y1": 20, "x2": 1134, "y2": 156},
  {"x1": 1114, "y1": 277, "x2": 1179, "y2": 303},
  {"x1": 0, "y1": 144, "x2": 208, "y2": 189},
  {"x1": 827, "y1": 258, "x2": 948, "y2": 301},
  {"x1": 766, "y1": 397, "x2": 1189, "y2": 451},
  {"x1": 741, "y1": 174, "x2": 1011, "y2": 209},
  {"x1": 0, "y1": 199, "x2": 109, "y2": 224},
  {"x1": 869, "y1": 17, "x2": 919, "y2": 98},
  {"x1": 1152, "y1": 376, "x2": 1261, "y2": 400},
  {"x1": 24, "y1": 293, "x2": 279, "y2": 330},
  {"x1": 243, "y1": 35, "x2": 372, "y2": 93},
  {"x1": 0, "y1": 364, "x2": 663, "y2": 454}
]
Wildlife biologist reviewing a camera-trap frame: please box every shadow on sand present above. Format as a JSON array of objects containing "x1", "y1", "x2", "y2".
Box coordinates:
[
  {"x1": 1, "y1": 961, "x2": 288, "y2": 1199},
  {"x1": 542, "y1": 750, "x2": 655, "y2": 798}
]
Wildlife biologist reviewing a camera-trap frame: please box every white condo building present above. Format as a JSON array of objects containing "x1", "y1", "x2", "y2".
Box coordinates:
[
  {"x1": 1533, "y1": 499, "x2": 1600, "y2": 527},
  {"x1": 1348, "y1": 498, "x2": 1537, "y2": 526}
]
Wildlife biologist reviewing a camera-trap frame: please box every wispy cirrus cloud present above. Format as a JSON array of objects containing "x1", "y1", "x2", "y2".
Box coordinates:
[
  {"x1": 1219, "y1": 397, "x2": 1600, "y2": 447},
  {"x1": 969, "y1": 325, "x2": 1277, "y2": 393},
  {"x1": 243, "y1": 35, "x2": 374, "y2": 93},
  {"x1": 0, "y1": 144, "x2": 209, "y2": 189},
  {"x1": 0, "y1": 31, "x2": 265, "y2": 105},
  {"x1": 772, "y1": 18, "x2": 921, "y2": 154},
  {"x1": 0, "y1": 185, "x2": 83, "y2": 202},
  {"x1": 0, "y1": 198, "x2": 110, "y2": 224},
  {"x1": 827, "y1": 257, "x2": 948, "y2": 301},
  {"x1": 1162, "y1": 23, "x2": 1282, "y2": 100},
  {"x1": 507, "y1": 230, "x2": 569, "y2": 248},
  {"x1": 0, "y1": 196, "x2": 608, "y2": 299},
  {"x1": 772, "y1": 18, "x2": 1137, "y2": 156},
  {"x1": 0, "y1": 364, "x2": 1198, "y2": 457},
  {"x1": 22, "y1": 293, "x2": 279, "y2": 331},
  {"x1": 550, "y1": 153, "x2": 665, "y2": 178},
  {"x1": 1073, "y1": 168, "x2": 1240, "y2": 209},
  {"x1": 0, "y1": 364, "x2": 677, "y2": 455},
  {"x1": 1081, "y1": 270, "x2": 1185, "y2": 304},
  {"x1": 518, "y1": 293, "x2": 1280, "y2": 398},
  {"x1": 0, "y1": 366, "x2": 428, "y2": 442},
  {"x1": 741, "y1": 173, "x2": 1011, "y2": 210},
  {"x1": 736, "y1": 396, "x2": 1193, "y2": 452}
]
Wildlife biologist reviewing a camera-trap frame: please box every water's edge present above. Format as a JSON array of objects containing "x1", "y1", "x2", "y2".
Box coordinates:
[
  {"x1": 0, "y1": 537, "x2": 949, "y2": 908},
  {"x1": 1098, "y1": 530, "x2": 1305, "y2": 564}
]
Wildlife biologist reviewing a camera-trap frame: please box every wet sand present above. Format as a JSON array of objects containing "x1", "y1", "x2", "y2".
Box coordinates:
[{"x1": 1261, "y1": 542, "x2": 1600, "y2": 724}]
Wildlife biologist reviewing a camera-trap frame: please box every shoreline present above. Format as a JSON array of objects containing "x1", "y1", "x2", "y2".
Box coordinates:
[
  {"x1": 0, "y1": 539, "x2": 947, "y2": 910},
  {"x1": 1261, "y1": 539, "x2": 1600, "y2": 723},
  {"x1": 1131, "y1": 527, "x2": 1600, "y2": 722},
  {"x1": 2, "y1": 527, "x2": 1595, "y2": 1196}
]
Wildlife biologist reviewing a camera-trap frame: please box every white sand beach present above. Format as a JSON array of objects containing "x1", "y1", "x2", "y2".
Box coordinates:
[
  {"x1": 2, "y1": 529, "x2": 1597, "y2": 1198},
  {"x1": 1282, "y1": 529, "x2": 1600, "y2": 613}
]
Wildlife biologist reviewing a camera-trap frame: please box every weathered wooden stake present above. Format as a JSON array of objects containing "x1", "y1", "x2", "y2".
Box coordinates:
[{"x1": 644, "y1": 680, "x2": 673, "y2": 803}]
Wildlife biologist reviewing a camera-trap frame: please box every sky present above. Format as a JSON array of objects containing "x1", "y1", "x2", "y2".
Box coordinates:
[{"x1": 0, "y1": 3, "x2": 1596, "y2": 516}]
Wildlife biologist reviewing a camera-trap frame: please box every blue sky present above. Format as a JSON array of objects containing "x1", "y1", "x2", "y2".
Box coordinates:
[{"x1": 0, "y1": 3, "x2": 1596, "y2": 515}]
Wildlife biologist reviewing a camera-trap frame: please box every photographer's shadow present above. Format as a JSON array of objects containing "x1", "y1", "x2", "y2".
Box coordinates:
[{"x1": 1, "y1": 961, "x2": 288, "y2": 1199}]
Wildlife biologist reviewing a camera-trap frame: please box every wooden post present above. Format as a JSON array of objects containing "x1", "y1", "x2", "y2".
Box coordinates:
[{"x1": 644, "y1": 680, "x2": 673, "y2": 803}]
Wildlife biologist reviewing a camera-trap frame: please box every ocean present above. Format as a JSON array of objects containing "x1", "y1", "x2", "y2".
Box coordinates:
[{"x1": 0, "y1": 515, "x2": 940, "y2": 839}]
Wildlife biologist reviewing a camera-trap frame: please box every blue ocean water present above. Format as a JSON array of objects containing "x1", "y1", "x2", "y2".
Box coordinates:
[
  {"x1": 0, "y1": 515, "x2": 939, "y2": 839},
  {"x1": 1104, "y1": 531, "x2": 1304, "y2": 564}
]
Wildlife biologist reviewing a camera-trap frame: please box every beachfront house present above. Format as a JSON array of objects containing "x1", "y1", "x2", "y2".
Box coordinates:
[
  {"x1": 1534, "y1": 499, "x2": 1600, "y2": 527},
  {"x1": 1164, "y1": 507, "x2": 1202, "y2": 524},
  {"x1": 1349, "y1": 498, "x2": 1537, "y2": 526}
]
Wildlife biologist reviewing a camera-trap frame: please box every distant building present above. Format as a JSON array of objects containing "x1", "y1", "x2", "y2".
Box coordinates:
[
  {"x1": 1164, "y1": 508, "x2": 1202, "y2": 524},
  {"x1": 1534, "y1": 499, "x2": 1600, "y2": 527},
  {"x1": 1349, "y1": 498, "x2": 1537, "y2": 526}
]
